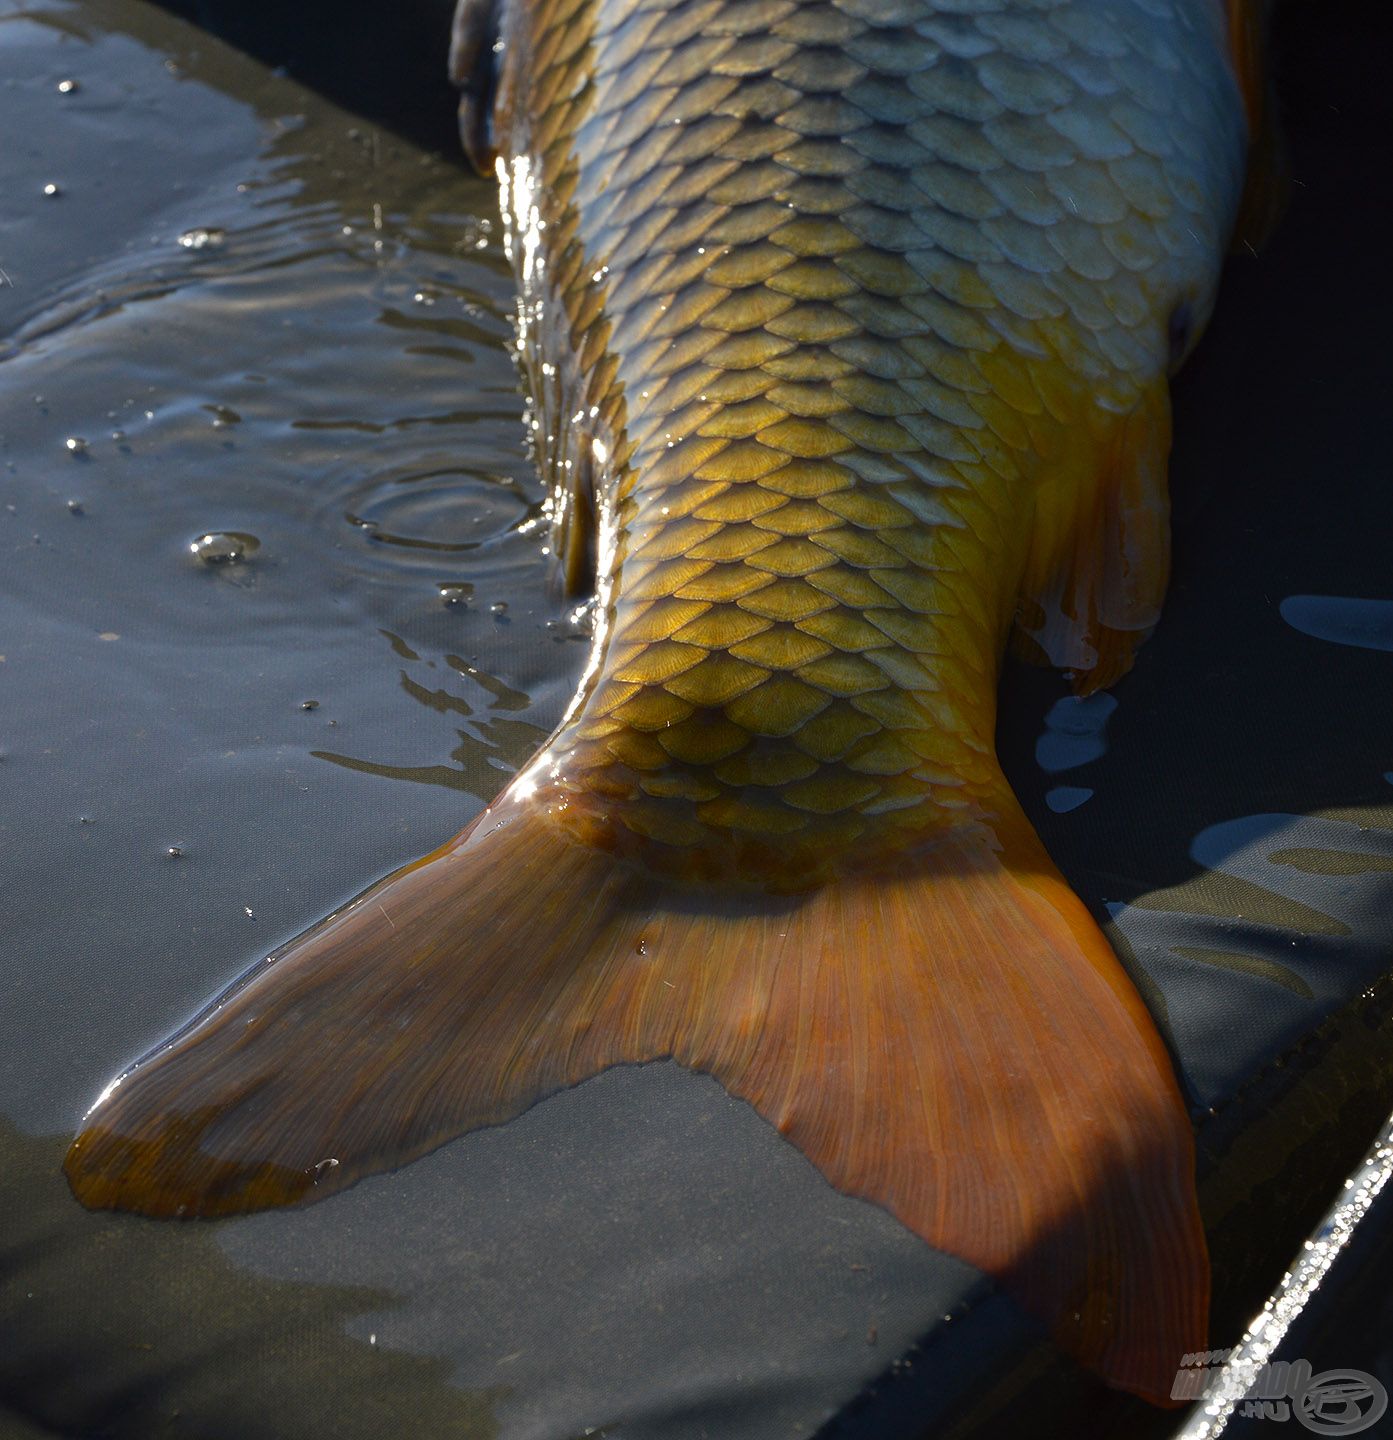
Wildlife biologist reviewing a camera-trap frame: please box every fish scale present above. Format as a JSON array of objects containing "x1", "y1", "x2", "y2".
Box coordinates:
[
  {"x1": 494, "y1": 0, "x2": 1243, "y2": 881},
  {"x1": 66, "y1": 0, "x2": 1263, "y2": 1403}
]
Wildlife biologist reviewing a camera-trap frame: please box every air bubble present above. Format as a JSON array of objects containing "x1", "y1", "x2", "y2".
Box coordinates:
[{"x1": 190, "y1": 531, "x2": 260, "y2": 564}]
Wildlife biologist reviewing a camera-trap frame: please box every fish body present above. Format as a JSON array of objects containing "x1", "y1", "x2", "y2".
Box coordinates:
[
  {"x1": 488, "y1": 0, "x2": 1244, "y2": 886},
  {"x1": 68, "y1": 0, "x2": 1262, "y2": 1406}
]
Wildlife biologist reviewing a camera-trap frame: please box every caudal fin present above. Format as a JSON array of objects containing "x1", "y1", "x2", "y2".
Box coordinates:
[{"x1": 66, "y1": 782, "x2": 1205, "y2": 1403}]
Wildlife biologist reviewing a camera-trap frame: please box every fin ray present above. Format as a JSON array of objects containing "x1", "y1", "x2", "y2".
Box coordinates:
[
  {"x1": 1012, "y1": 383, "x2": 1172, "y2": 695},
  {"x1": 67, "y1": 778, "x2": 1205, "y2": 1403}
]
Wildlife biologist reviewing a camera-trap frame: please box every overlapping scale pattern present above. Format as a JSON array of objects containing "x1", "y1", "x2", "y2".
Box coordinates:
[{"x1": 493, "y1": 0, "x2": 1245, "y2": 878}]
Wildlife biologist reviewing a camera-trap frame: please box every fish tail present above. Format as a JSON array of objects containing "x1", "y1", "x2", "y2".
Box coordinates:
[{"x1": 65, "y1": 769, "x2": 1203, "y2": 1402}]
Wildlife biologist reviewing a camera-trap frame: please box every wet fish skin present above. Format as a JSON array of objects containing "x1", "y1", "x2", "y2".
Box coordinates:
[
  {"x1": 487, "y1": 0, "x2": 1246, "y2": 882},
  {"x1": 66, "y1": 0, "x2": 1257, "y2": 1407}
]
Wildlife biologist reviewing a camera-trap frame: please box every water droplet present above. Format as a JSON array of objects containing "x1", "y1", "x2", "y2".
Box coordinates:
[
  {"x1": 489, "y1": 601, "x2": 508, "y2": 618},
  {"x1": 635, "y1": 938, "x2": 648, "y2": 957},
  {"x1": 190, "y1": 531, "x2": 260, "y2": 564},
  {"x1": 177, "y1": 227, "x2": 226, "y2": 250},
  {"x1": 243, "y1": 905, "x2": 255, "y2": 918},
  {"x1": 57, "y1": 78, "x2": 79, "y2": 94},
  {"x1": 460, "y1": 217, "x2": 492, "y2": 251},
  {"x1": 42, "y1": 182, "x2": 61, "y2": 198},
  {"x1": 300, "y1": 699, "x2": 319, "y2": 711},
  {"x1": 64, "y1": 436, "x2": 88, "y2": 455},
  {"x1": 110, "y1": 429, "x2": 125, "y2": 442},
  {"x1": 205, "y1": 404, "x2": 241, "y2": 428},
  {"x1": 438, "y1": 583, "x2": 472, "y2": 608},
  {"x1": 1045, "y1": 786, "x2": 1094, "y2": 814},
  {"x1": 78, "y1": 814, "x2": 94, "y2": 825},
  {"x1": 66, "y1": 499, "x2": 83, "y2": 515},
  {"x1": 166, "y1": 845, "x2": 183, "y2": 858}
]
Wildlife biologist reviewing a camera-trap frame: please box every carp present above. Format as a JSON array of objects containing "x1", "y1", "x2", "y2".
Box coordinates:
[{"x1": 68, "y1": 0, "x2": 1277, "y2": 1404}]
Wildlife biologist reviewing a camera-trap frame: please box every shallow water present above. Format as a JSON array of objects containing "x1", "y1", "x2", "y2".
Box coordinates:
[
  {"x1": 3, "y1": 1, "x2": 1393, "y2": 1437},
  {"x1": 0, "y1": 0, "x2": 579, "y2": 1128}
]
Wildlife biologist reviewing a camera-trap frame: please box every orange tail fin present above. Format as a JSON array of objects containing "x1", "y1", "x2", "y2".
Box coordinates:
[{"x1": 66, "y1": 778, "x2": 1205, "y2": 1403}]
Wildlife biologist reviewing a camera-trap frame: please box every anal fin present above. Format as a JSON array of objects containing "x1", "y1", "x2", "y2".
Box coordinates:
[{"x1": 1013, "y1": 383, "x2": 1172, "y2": 696}]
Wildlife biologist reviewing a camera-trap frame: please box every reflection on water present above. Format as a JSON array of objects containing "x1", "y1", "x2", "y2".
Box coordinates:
[
  {"x1": 1035, "y1": 694, "x2": 1118, "y2": 775},
  {"x1": 1045, "y1": 785, "x2": 1094, "y2": 814},
  {"x1": 1028, "y1": 693, "x2": 1117, "y2": 817},
  {"x1": 1279, "y1": 595, "x2": 1393, "y2": 654},
  {"x1": 311, "y1": 632, "x2": 549, "y2": 801}
]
